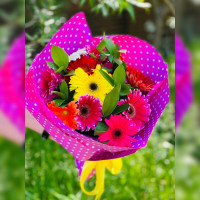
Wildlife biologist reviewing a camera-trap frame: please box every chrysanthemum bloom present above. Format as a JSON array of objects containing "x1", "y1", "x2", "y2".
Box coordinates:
[
  {"x1": 69, "y1": 48, "x2": 87, "y2": 62},
  {"x1": 38, "y1": 67, "x2": 62, "y2": 103},
  {"x1": 67, "y1": 55, "x2": 100, "y2": 75},
  {"x1": 69, "y1": 64, "x2": 113, "y2": 103},
  {"x1": 119, "y1": 90, "x2": 151, "y2": 130},
  {"x1": 48, "y1": 101, "x2": 78, "y2": 130},
  {"x1": 126, "y1": 66, "x2": 155, "y2": 92},
  {"x1": 76, "y1": 95, "x2": 102, "y2": 131},
  {"x1": 98, "y1": 114, "x2": 138, "y2": 147}
]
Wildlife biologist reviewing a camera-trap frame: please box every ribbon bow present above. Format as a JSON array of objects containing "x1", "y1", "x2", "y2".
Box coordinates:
[{"x1": 80, "y1": 158, "x2": 122, "y2": 200}]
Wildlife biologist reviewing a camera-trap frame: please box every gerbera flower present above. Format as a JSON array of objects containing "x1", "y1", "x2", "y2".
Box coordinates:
[
  {"x1": 69, "y1": 64, "x2": 113, "y2": 104},
  {"x1": 126, "y1": 66, "x2": 155, "y2": 92},
  {"x1": 98, "y1": 114, "x2": 138, "y2": 147},
  {"x1": 38, "y1": 67, "x2": 62, "y2": 103},
  {"x1": 76, "y1": 95, "x2": 102, "y2": 131},
  {"x1": 67, "y1": 55, "x2": 100, "y2": 75},
  {"x1": 119, "y1": 90, "x2": 151, "y2": 130},
  {"x1": 48, "y1": 101, "x2": 78, "y2": 130}
]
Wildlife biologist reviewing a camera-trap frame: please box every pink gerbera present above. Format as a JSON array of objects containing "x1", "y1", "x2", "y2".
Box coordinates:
[
  {"x1": 98, "y1": 114, "x2": 138, "y2": 147},
  {"x1": 76, "y1": 95, "x2": 102, "y2": 131},
  {"x1": 38, "y1": 67, "x2": 62, "y2": 103},
  {"x1": 119, "y1": 90, "x2": 151, "y2": 130}
]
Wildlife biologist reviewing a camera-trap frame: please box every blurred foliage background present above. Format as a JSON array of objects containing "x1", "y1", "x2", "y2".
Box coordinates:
[
  {"x1": 176, "y1": 1, "x2": 200, "y2": 200},
  {"x1": 0, "y1": 0, "x2": 24, "y2": 64},
  {"x1": 25, "y1": 0, "x2": 175, "y2": 200}
]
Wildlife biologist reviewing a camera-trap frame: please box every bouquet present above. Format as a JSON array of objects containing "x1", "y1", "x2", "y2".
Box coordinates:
[{"x1": 26, "y1": 12, "x2": 169, "y2": 199}]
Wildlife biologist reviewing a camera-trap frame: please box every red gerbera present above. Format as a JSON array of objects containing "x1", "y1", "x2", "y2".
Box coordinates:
[
  {"x1": 76, "y1": 95, "x2": 102, "y2": 131},
  {"x1": 48, "y1": 101, "x2": 78, "y2": 130},
  {"x1": 98, "y1": 114, "x2": 138, "y2": 147},
  {"x1": 126, "y1": 66, "x2": 155, "y2": 92},
  {"x1": 119, "y1": 90, "x2": 151, "y2": 130},
  {"x1": 67, "y1": 55, "x2": 100, "y2": 75},
  {"x1": 38, "y1": 67, "x2": 62, "y2": 103}
]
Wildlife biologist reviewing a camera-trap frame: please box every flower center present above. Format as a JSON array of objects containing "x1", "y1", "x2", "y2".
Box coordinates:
[
  {"x1": 80, "y1": 105, "x2": 90, "y2": 118},
  {"x1": 115, "y1": 130, "x2": 121, "y2": 137},
  {"x1": 112, "y1": 128, "x2": 124, "y2": 140},
  {"x1": 128, "y1": 104, "x2": 136, "y2": 118},
  {"x1": 63, "y1": 110, "x2": 68, "y2": 115},
  {"x1": 89, "y1": 83, "x2": 98, "y2": 91}
]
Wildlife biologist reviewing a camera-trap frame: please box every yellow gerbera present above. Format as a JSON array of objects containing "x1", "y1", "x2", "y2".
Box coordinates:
[{"x1": 69, "y1": 64, "x2": 113, "y2": 103}]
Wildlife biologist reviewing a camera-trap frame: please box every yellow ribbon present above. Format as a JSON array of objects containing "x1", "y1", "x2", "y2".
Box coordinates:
[{"x1": 80, "y1": 158, "x2": 122, "y2": 200}]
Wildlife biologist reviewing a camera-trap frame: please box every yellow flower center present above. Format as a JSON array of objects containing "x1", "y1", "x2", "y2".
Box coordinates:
[{"x1": 63, "y1": 110, "x2": 68, "y2": 115}]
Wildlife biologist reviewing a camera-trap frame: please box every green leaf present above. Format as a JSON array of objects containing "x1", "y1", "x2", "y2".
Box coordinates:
[
  {"x1": 94, "y1": 122, "x2": 109, "y2": 135},
  {"x1": 46, "y1": 61, "x2": 59, "y2": 71},
  {"x1": 112, "y1": 104, "x2": 129, "y2": 115},
  {"x1": 56, "y1": 66, "x2": 65, "y2": 73},
  {"x1": 54, "y1": 99, "x2": 65, "y2": 107},
  {"x1": 59, "y1": 80, "x2": 68, "y2": 99},
  {"x1": 102, "y1": 85, "x2": 121, "y2": 117},
  {"x1": 89, "y1": 53, "x2": 97, "y2": 59},
  {"x1": 113, "y1": 51, "x2": 120, "y2": 60},
  {"x1": 65, "y1": 70, "x2": 75, "y2": 76},
  {"x1": 67, "y1": 90, "x2": 75, "y2": 103},
  {"x1": 99, "y1": 70, "x2": 114, "y2": 86},
  {"x1": 108, "y1": 54, "x2": 114, "y2": 63},
  {"x1": 113, "y1": 64, "x2": 126, "y2": 85},
  {"x1": 118, "y1": 49, "x2": 127, "y2": 53},
  {"x1": 113, "y1": 58, "x2": 122, "y2": 65},
  {"x1": 80, "y1": 0, "x2": 86, "y2": 6},
  {"x1": 120, "y1": 84, "x2": 132, "y2": 96},
  {"x1": 126, "y1": 4, "x2": 135, "y2": 20},
  {"x1": 105, "y1": 38, "x2": 116, "y2": 54},
  {"x1": 97, "y1": 39, "x2": 106, "y2": 52},
  {"x1": 89, "y1": 0, "x2": 95, "y2": 7},
  {"x1": 115, "y1": 44, "x2": 120, "y2": 51},
  {"x1": 102, "y1": 66, "x2": 112, "y2": 73},
  {"x1": 100, "y1": 53, "x2": 107, "y2": 61},
  {"x1": 51, "y1": 45, "x2": 69, "y2": 69},
  {"x1": 51, "y1": 91, "x2": 65, "y2": 100},
  {"x1": 102, "y1": 6, "x2": 109, "y2": 16},
  {"x1": 122, "y1": 61, "x2": 127, "y2": 70}
]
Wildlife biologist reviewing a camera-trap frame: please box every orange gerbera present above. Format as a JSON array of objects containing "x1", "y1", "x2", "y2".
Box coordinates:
[{"x1": 48, "y1": 101, "x2": 79, "y2": 130}]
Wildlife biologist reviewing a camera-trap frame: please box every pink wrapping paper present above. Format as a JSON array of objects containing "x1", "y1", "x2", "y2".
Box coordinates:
[
  {"x1": 25, "y1": 12, "x2": 169, "y2": 161},
  {"x1": 0, "y1": 33, "x2": 25, "y2": 135}
]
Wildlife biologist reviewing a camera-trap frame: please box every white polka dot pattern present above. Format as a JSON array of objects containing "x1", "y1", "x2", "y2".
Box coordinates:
[{"x1": 25, "y1": 12, "x2": 169, "y2": 162}]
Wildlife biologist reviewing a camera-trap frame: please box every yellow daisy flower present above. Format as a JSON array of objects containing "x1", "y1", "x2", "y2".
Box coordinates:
[{"x1": 69, "y1": 64, "x2": 113, "y2": 104}]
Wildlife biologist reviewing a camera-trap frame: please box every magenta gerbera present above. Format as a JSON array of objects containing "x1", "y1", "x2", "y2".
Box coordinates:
[
  {"x1": 38, "y1": 67, "x2": 62, "y2": 103},
  {"x1": 98, "y1": 114, "x2": 138, "y2": 147},
  {"x1": 76, "y1": 95, "x2": 102, "y2": 131},
  {"x1": 119, "y1": 90, "x2": 151, "y2": 130}
]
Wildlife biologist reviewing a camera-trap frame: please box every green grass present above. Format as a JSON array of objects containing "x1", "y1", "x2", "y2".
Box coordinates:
[{"x1": 25, "y1": 103, "x2": 175, "y2": 200}]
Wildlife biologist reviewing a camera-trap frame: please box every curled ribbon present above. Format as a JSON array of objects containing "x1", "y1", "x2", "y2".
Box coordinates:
[{"x1": 80, "y1": 158, "x2": 122, "y2": 200}]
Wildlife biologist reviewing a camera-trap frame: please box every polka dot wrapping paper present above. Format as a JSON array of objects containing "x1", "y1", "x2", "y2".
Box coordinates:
[{"x1": 25, "y1": 12, "x2": 169, "y2": 161}]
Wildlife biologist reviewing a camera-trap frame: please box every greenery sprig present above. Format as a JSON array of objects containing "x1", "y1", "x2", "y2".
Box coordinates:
[{"x1": 47, "y1": 45, "x2": 72, "y2": 75}]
